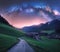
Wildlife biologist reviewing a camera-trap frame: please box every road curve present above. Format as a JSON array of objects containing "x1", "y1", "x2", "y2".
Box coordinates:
[{"x1": 8, "y1": 39, "x2": 34, "y2": 52}]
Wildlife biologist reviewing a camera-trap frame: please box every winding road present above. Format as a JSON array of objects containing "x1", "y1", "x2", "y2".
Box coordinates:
[{"x1": 8, "y1": 38, "x2": 34, "y2": 52}]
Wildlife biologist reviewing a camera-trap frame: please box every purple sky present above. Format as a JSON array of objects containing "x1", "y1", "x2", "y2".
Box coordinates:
[{"x1": 0, "y1": 0, "x2": 60, "y2": 28}]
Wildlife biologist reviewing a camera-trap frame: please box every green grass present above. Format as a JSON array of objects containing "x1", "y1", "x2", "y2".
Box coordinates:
[
  {"x1": 0, "y1": 34, "x2": 19, "y2": 52},
  {"x1": 22, "y1": 36, "x2": 60, "y2": 52},
  {"x1": 0, "y1": 23, "x2": 25, "y2": 52},
  {"x1": 0, "y1": 23, "x2": 60, "y2": 52},
  {"x1": 0, "y1": 23, "x2": 25, "y2": 37},
  {"x1": 41, "y1": 30, "x2": 55, "y2": 34}
]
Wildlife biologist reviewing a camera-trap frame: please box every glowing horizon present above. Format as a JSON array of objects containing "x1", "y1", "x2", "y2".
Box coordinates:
[{"x1": 2, "y1": 12, "x2": 48, "y2": 28}]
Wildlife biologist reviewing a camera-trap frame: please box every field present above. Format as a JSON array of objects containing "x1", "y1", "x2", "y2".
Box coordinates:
[
  {"x1": 0, "y1": 24, "x2": 25, "y2": 52},
  {"x1": 0, "y1": 34, "x2": 19, "y2": 52},
  {"x1": 22, "y1": 36, "x2": 60, "y2": 52}
]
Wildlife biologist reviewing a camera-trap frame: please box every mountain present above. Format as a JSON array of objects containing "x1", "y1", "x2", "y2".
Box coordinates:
[
  {"x1": 21, "y1": 22, "x2": 48, "y2": 32},
  {"x1": 22, "y1": 19, "x2": 60, "y2": 33},
  {"x1": 22, "y1": 25, "x2": 39, "y2": 32},
  {"x1": 0, "y1": 15, "x2": 11, "y2": 26},
  {"x1": 49, "y1": 19, "x2": 60, "y2": 33},
  {"x1": 48, "y1": 19, "x2": 60, "y2": 28}
]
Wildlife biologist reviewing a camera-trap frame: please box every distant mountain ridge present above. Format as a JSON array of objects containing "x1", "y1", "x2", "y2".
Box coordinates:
[{"x1": 22, "y1": 19, "x2": 60, "y2": 33}]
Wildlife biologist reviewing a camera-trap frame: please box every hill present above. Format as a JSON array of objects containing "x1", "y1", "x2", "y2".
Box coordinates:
[
  {"x1": 0, "y1": 15, "x2": 11, "y2": 26},
  {"x1": 0, "y1": 34, "x2": 19, "y2": 52},
  {"x1": 0, "y1": 23, "x2": 24, "y2": 37},
  {"x1": 0, "y1": 16, "x2": 25, "y2": 52},
  {"x1": 0, "y1": 23, "x2": 25, "y2": 52}
]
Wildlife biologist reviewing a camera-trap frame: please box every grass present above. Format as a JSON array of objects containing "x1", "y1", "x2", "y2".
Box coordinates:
[
  {"x1": 41, "y1": 30, "x2": 55, "y2": 34},
  {"x1": 22, "y1": 36, "x2": 60, "y2": 52},
  {"x1": 0, "y1": 23, "x2": 25, "y2": 52},
  {"x1": 0, "y1": 23, "x2": 60, "y2": 52},
  {"x1": 0, "y1": 34, "x2": 19, "y2": 52},
  {"x1": 0, "y1": 23, "x2": 25, "y2": 37}
]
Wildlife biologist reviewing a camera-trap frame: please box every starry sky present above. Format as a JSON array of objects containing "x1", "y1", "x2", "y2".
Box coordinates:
[{"x1": 0, "y1": 0, "x2": 60, "y2": 28}]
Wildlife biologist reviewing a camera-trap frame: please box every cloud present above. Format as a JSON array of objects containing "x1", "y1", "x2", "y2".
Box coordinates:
[{"x1": 0, "y1": 0, "x2": 60, "y2": 28}]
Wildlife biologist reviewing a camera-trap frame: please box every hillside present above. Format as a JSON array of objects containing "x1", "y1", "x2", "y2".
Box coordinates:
[
  {"x1": 0, "y1": 16, "x2": 25, "y2": 52},
  {"x1": 0, "y1": 23, "x2": 24, "y2": 37},
  {"x1": 0, "y1": 23, "x2": 25, "y2": 52},
  {"x1": 0, "y1": 34, "x2": 19, "y2": 52},
  {"x1": 22, "y1": 36, "x2": 60, "y2": 52},
  {"x1": 0, "y1": 15, "x2": 11, "y2": 26}
]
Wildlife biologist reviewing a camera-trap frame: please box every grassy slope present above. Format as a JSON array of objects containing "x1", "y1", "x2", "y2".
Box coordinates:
[
  {"x1": 0, "y1": 34, "x2": 19, "y2": 52},
  {"x1": 23, "y1": 36, "x2": 60, "y2": 52},
  {"x1": 0, "y1": 23, "x2": 25, "y2": 37},
  {"x1": 0, "y1": 23, "x2": 25, "y2": 52}
]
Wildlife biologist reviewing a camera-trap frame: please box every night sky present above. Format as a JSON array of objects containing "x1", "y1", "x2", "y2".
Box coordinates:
[{"x1": 0, "y1": 0, "x2": 60, "y2": 28}]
